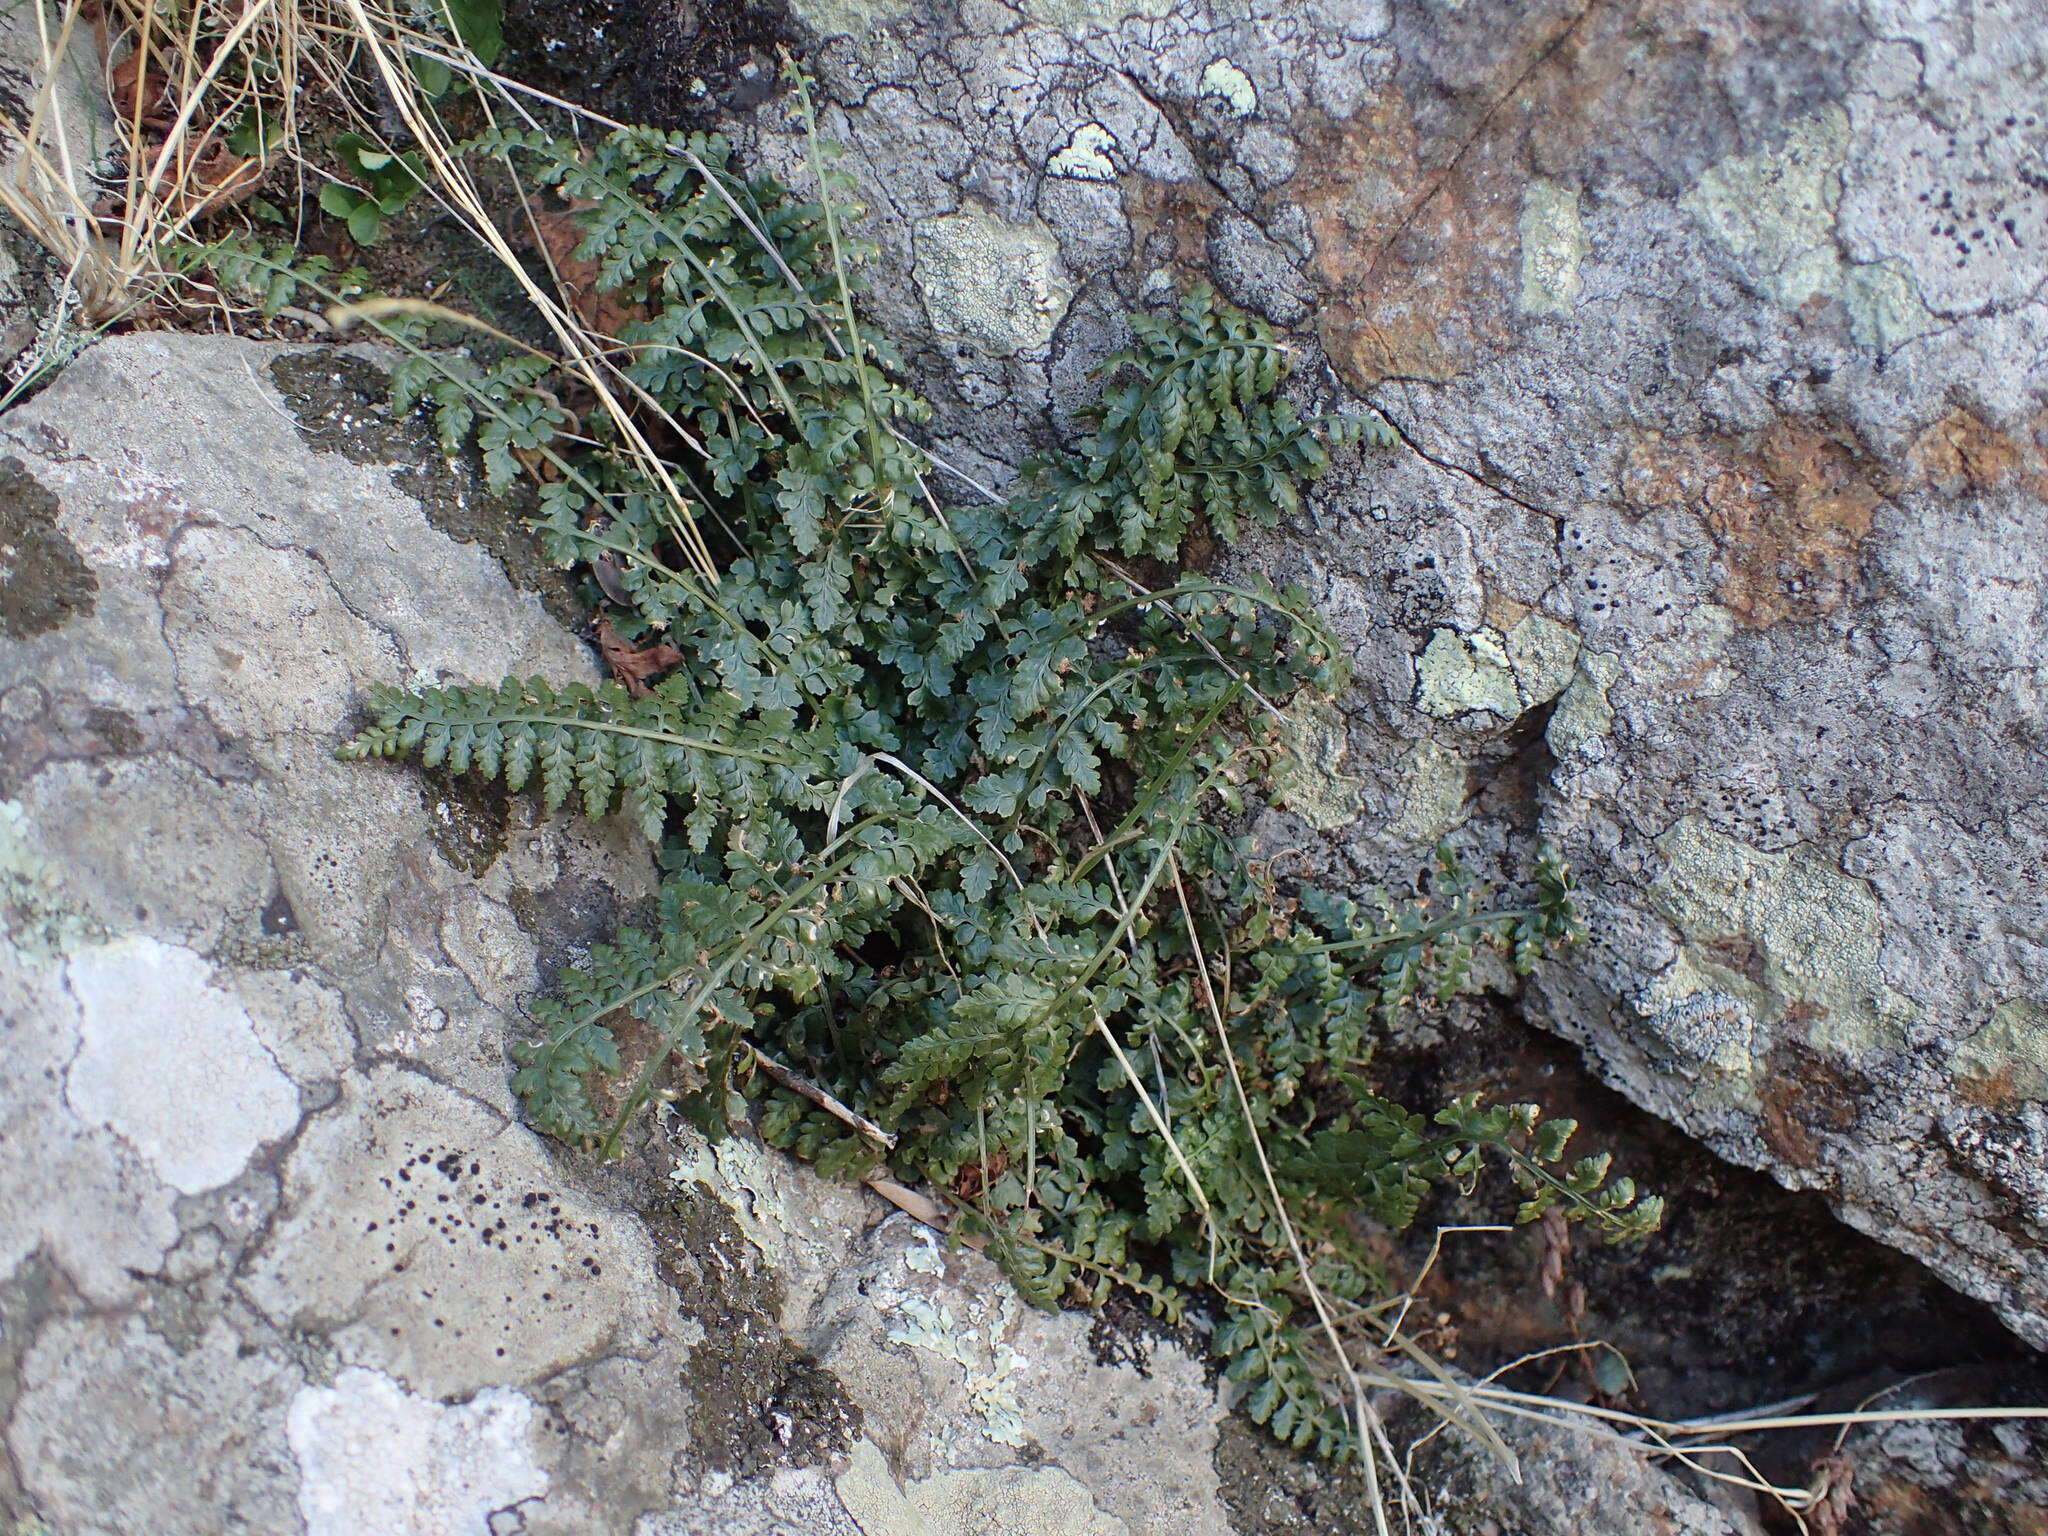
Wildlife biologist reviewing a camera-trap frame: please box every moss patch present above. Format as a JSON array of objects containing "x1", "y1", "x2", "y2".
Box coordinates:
[
  {"x1": 645, "y1": 1180, "x2": 861, "y2": 1473},
  {"x1": 0, "y1": 457, "x2": 95, "y2": 641}
]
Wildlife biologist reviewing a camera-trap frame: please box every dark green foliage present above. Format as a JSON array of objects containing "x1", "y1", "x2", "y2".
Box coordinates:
[
  {"x1": 387, "y1": 352, "x2": 566, "y2": 492},
  {"x1": 318, "y1": 134, "x2": 427, "y2": 246},
  {"x1": 339, "y1": 120, "x2": 1656, "y2": 1459},
  {"x1": 169, "y1": 233, "x2": 373, "y2": 318}
]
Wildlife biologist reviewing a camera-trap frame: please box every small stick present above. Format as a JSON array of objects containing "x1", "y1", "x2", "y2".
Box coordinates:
[{"x1": 744, "y1": 1042, "x2": 896, "y2": 1149}]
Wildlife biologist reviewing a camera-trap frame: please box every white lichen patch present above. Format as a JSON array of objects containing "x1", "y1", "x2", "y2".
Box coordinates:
[
  {"x1": 63, "y1": 935, "x2": 301, "y2": 1195},
  {"x1": 1271, "y1": 695, "x2": 1365, "y2": 830},
  {"x1": 836, "y1": 1440, "x2": 1130, "y2": 1536},
  {"x1": 884, "y1": 1294, "x2": 1030, "y2": 1448},
  {"x1": 1416, "y1": 616, "x2": 1579, "y2": 719},
  {"x1": 1518, "y1": 180, "x2": 1588, "y2": 316},
  {"x1": 287, "y1": 1367, "x2": 547, "y2": 1536},
  {"x1": 1199, "y1": 59, "x2": 1258, "y2": 118},
  {"x1": 1952, "y1": 1000, "x2": 2048, "y2": 1103},
  {"x1": 1679, "y1": 104, "x2": 1934, "y2": 349},
  {"x1": 1020, "y1": 0, "x2": 1174, "y2": 30},
  {"x1": 1048, "y1": 122, "x2": 1119, "y2": 182},
  {"x1": 1649, "y1": 817, "x2": 1912, "y2": 1059},
  {"x1": 912, "y1": 207, "x2": 1075, "y2": 358},
  {"x1": 1633, "y1": 952, "x2": 1761, "y2": 1078}
]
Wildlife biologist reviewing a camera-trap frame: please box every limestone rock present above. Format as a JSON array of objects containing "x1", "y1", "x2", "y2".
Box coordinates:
[{"x1": 741, "y1": 0, "x2": 2048, "y2": 1348}]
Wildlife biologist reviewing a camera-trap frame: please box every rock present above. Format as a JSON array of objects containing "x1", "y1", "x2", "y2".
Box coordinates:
[
  {"x1": 1829, "y1": 1410, "x2": 2048, "y2": 1535},
  {"x1": 725, "y1": 0, "x2": 2048, "y2": 1348},
  {"x1": 1397, "y1": 1405, "x2": 1765, "y2": 1536}
]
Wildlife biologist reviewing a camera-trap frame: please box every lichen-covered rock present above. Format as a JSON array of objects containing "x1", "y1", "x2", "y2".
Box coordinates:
[
  {"x1": 730, "y1": 0, "x2": 2048, "y2": 1347},
  {"x1": 1830, "y1": 1408, "x2": 2048, "y2": 1534}
]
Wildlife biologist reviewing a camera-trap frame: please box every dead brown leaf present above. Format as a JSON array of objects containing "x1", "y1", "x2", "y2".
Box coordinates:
[
  {"x1": 595, "y1": 616, "x2": 681, "y2": 696},
  {"x1": 1807, "y1": 1452, "x2": 1858, "y2": 1536},
  {"x1": 532, "y1": 201, "x2": 644, "y2": 337},
  {"x1": 1537, "y1": 1206, "x2": 1570, "y2": 1301}
]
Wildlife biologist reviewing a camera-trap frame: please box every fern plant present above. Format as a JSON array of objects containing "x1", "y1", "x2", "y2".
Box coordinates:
[{"x1": 332, "y1": 118, "x2": 1659, "y2": 1460}]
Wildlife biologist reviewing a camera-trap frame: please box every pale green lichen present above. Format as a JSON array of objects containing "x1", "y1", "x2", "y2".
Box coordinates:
[
  {"x1": 1386, "y1": 741, "x2": 1468, "y2": 845},
  {"x1": 883, "y1": 1294, "x2": 1029, "y2": 1448},
  {"x1": 782, "y1": 0, "x2": 911, "y2": 36},
  {"x1": 1546, "y1": 650, "x2": 1621, "y2": 761},
  {"x1": 1417, "y1": 629, "x2": 1521, "y2": 718},
  {"x1": 0, "y1": 799, "x2": 105, "y2": 961},
  {"x1": 1952, "y1": 1000, "x2": 2048, "y2": 1102},
  {"x1": 1648, "y1": 816, "x2": 1912, "y2": 1060},
  {"x1": 1503, "y1": 612, "x2": 1582, "y2": 705},
  {"x1": 1634, "y1": 951, "x2": 1763, "y2": 1078},
  {"x1": 1518, "y1": 180, "x2": 1588, "y2": 316},
  {"x1": 912, "y1": 206, "x2": 1075, "y2": 357},
  {"x1": 837, "y1": 1441, "x2": 1130, "y2": 1536},
  {"x1": 1199, "y1": 59, "x2": 1258, "y2": 118},
  {"x1": 1047, "y1": 123, "x2": 1119, "y2": 182},
  {"x1": 1681, "y1": 106, "x2": 1849, "y2": 310},
  {"x1": 1416, "y1": 616, "x2": 1580, "y2": 720},
  {"x1": 1271, "y1": 695, "x2": 1365, "y2": 831},
  {"x1": 1841, "y1": 259, "x2": 1940, "y2": 351},
  {"x1": 1680, "y1": 105, "x2": 1935, "y2": 349}
]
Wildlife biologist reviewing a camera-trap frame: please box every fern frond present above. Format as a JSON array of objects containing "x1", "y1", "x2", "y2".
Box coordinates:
[
  {"x1": 342, "y1": 676, "x2": 822, "y2": 839},
  {"x1": 331, "y1": 107, "x2": 1645, "y2": 1469}
]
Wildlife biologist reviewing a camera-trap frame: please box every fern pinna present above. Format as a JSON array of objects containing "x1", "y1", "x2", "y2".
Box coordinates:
[{"x1": 337, "y1": 123, "x2": 1658, "y2": 1459}]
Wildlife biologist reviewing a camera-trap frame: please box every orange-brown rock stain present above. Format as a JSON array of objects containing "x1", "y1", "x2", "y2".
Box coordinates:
[
  {"x1": 1121, "y1": 174, "x2": 1223, "y2": 285},
  {"x1": 1622, "y1": 419, "x2": 1885, "y2": 626},
  {"x1": 1272, "y1": 0, "x2": 1610, "y2": 387},
  {"x1": 1905, "y1": 405, "x2": 2048, "y2": 500}
]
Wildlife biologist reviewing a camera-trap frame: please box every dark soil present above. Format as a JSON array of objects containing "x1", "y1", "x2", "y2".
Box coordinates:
[
  {"x1": 1366, "y1": 998, "x2": 2045, "y2": 1489},
  {"x1": 0, "y1": 457, "x2": 94, "y2": 641},
  {"x1": 499, "y1": 0, "x2": 800, "y2": 128},
  {"x1": 644, "y1": 1179, "x2": 863, "y2": 1472}
]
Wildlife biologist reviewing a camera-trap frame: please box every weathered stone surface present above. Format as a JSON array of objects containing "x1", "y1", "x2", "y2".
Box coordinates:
[
  {"x1": 736, "y1": 0, "x2": 2048, "y2": 1347},
  {"x1": 1830, "y1": 1406, "x2": 2048, "y2": 1534}
]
